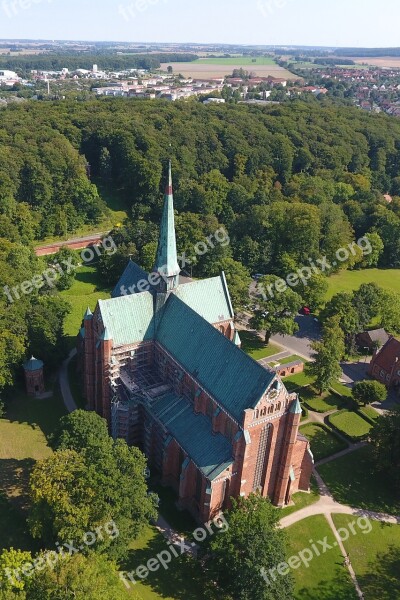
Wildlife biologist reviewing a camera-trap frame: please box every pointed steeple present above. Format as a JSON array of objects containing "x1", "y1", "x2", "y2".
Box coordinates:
[{"x1": 153, "y1": 161, "x2": 180, "y2": 292}]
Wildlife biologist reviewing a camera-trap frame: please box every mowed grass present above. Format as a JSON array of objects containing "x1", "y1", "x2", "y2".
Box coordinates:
[
  {"x1": 318, "y1": 445, "x2": 400, "y2": 515},
  {"x1": 286, "y1": 515, "x2": 358, "y2": 600},
  {"x1": 332, "y1": 515, "x2": 400, "y2": 600},
  {"x1": 299, "y1": 423, "x2": 348, "y2": 461},
  {"x1": 326, "y1": 268, "x2": 400, "y2": 300},
  {"x1": 0, "y1": 388, "x2": 67, "y2": 550},
  {"x1": 123, "y1": 525, "x2": 204, "y2": 600},
  {"x1": 280, "y1": 476, "x2": 320, "y2": 518},
  {"x1": 299, "y1": 386, "x2": 348, "y2": 413},
  {"x1": 240, "y1": 330, "x2": 282, "y2": 360},
  {"x1": 329, "y1": 411, "x2": 372, "y2": 440},
  {"x1": 60, "y1": 262, "x2": 111, "y2": 346}
]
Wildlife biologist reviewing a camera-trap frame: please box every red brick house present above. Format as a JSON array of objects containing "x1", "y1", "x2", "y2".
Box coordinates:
[
  {"x1": 77, "y1": 164, "x2": 313, "y2": 523},
  {"x1": 368, "y1": 337, "x2": 400, "y2": 394}
]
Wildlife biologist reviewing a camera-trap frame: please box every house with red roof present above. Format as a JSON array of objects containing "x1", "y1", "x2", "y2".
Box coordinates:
[{"x1": 368, "y1": 337, "x2": 400, "y2": 395}]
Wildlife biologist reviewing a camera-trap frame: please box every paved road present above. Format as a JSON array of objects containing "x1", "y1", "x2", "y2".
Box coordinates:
[{"x1": 271, "y1": 315, "x2": 321, "y2": 360}]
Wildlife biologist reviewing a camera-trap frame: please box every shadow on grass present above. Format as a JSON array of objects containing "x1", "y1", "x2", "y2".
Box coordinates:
[
  {"x1": 5, "y1": 390, "x2": 67, "y2": 439},
  {"x1": 0, "y1": 458, "x2": 35, "y2": 512},
  {"x1": 360, "y1": 545, "x2": 400, "y2": 599},
  {"x1": 0, "y1": 490, "x2": 38, "y2": 552},
  {"x1": 319, "y1": 446, "x2": 400, "y2": 515},
  {"x1": 150, "y1": 484, "x2": 197, "y2": 537},
  {"x1": 122, "y1": 532, "x2": 203, "y2": 600},
  {"x1": 299, "y1": 424, "x2": 347, "y2": 461},
  {"x1": 296, "y1": 568, "x2": 358, "y2": 600}
]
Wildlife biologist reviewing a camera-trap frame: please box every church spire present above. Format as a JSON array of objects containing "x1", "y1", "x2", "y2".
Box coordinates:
[{"x1": 153, "y1": 161, "x2": 180, "y2": 291}]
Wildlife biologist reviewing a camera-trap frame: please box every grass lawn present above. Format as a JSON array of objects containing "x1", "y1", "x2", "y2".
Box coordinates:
[
  {"x1": 122, "y1": 525, "x2": 204, "y2": 600},
  {"x1": 331, "y1": 382, "x2": 353, "y2": 398},
  {"x1": 318, "y1": 445, "x2": 400, "y2": 515},
  {"x1": 359, "y1": 405, "x2": 380, "y2": 422},
  {"x1": 0, "y1": 387, "x2": 67, "y2": 550},
  {"x1": 68, "y1": 355, "x2": 87, "y2": 409},
  {"x1": 193, "y1": 56, "x2": 276, "y2": 65},
  {"x1": 299, "y1": 423, "x2": 348, "y2": 461},
  {"x1": 284, "y1": 372, "x2": 315, "y2": 391},
  {"x1": 286, "y1": 515, "x2": 358, "y2": 600},
  {"x1": 280, "y1": 476, "x2": 320, "y2": 518},
  {"x1": 329, "y1": 410, "x2": 372, "y2": 440},
  {"x1": 326, "y1": 268, "x2": 400, "y2": 301},
  {"x1": 239, "y1": 331, "x2": 282, "y2": 360},
  {"x1": 60, "y1": 262, "x2": 111, "y2": 348},
  {"x1": 332, "y1": 515, "x2": 400, "y2": 600},
  {"x1": 300, "y1": 386, "x2": 348, "y2": 413}
]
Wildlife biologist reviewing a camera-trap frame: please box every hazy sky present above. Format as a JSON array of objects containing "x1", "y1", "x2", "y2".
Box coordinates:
[{"x1": 0, "y1": 0, "x2": 398, "y2": 47}]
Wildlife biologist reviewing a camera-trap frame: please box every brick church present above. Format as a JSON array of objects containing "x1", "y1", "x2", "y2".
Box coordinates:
[{"x1": 77, "y1": 164, "x2": 313, "y2": 523}]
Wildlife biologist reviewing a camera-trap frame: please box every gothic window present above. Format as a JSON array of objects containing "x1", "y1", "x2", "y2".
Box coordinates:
[
  {"x1": 225, "y1": 418, "x2": 233, "y2": 440},
  {"x1": 252, "y1": 424, "x2": 271, "y2": 491}
]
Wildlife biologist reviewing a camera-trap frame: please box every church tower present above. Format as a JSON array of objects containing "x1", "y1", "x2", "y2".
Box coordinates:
[{"x1": 152, "y1": 161, "x2": 181, "y2": 293}]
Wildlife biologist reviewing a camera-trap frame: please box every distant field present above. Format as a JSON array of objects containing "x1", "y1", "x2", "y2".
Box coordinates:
[
  {"x1": 193, "y1": 56, "x2": 276, "y2": 65},
  {"x1": 160, "y1": 59, "x2": 297, "y2": 80},
  {"x1": 353, "y1": 56, "x2": 400, "y2": 68},
  {"x1": 326, "y1": 268, "x2": 400, "y2": 300}
]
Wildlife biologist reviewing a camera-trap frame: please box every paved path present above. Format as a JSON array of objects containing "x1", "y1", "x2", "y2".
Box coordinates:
[
  {"x1": 325, "y1": 513, "x2": 364, "y2": 599},
  {"x1": 258, "y1": 351, "x2": 291, "y2": 368},
  {"x1": 155, "y1": 515, "x2": 198, "y2": 557},
  {"x1": 59, "y1": 348, "x2": 78, "y2": 413}
]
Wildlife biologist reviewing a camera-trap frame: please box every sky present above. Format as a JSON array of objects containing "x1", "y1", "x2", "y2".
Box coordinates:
[{"x1": 0, "y1": 0, "x2": 398, "y2": 48}]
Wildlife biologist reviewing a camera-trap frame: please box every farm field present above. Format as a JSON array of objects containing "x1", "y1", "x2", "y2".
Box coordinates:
[
  {"x1": 326, "y1": 268, "x2": 400, "y2": 300},
  {"x1": 353, "y1": 56, "x2": 400, "y2": 68},
  {"x1": 160, "y1": 58, "x2": 297, "y2": 79}
]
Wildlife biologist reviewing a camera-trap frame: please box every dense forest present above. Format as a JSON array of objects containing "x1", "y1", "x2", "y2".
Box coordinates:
[
  {"x1": 1, "y1": 97, "x2": 400, "y2": 389},
  {"x1": 0, "y1": 53, "x2": 198, "y2": 76}
]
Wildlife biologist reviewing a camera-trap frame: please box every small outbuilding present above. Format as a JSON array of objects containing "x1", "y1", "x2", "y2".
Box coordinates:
[{"x1": 23, "y1": 356, "x2": 45, "y2": 397}]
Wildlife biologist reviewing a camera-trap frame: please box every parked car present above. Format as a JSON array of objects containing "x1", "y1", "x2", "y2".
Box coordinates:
[{"x1": 299, "y1": 306, "x2": 311, "y2": 316}]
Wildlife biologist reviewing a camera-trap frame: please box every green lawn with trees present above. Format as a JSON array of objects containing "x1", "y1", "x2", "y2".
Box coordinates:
[
  {"x1": 326, "y1": 269, "x2": 400, "y2": 300},
  {"x1": 299, "y1": 423, "x2": 348, "y2": 461},
  {"x1": 332, "y1": 515, "x2": 400, "y2": 599},
  {"x1": 286, "y1": 515, "x2": 358, "y2": 600},
  {"x1": 319, "y1": 445, "x2": 400, "y2": 514}
]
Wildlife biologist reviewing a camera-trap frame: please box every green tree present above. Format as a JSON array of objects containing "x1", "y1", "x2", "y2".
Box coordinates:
[
  {"x1": 370, "y1": 407, "x2": 400, "y2": 493},
  {"x1": 251, "y1": 276, "x2": 302, "y2": 344},
  {"x1": 203, "y1": 494, "x2": 293, "y2": 600},
  {"x1": 306, "y1": 317, "x2": 344, "y2": 394},
  {"x1": 49, "y1": 247, "x2": 78, "y2": 291},
  {"x1": 380, "y1": 290, "x2": 400, "y2": 334},
  {"x1": 27, "y1": 554, "x2": 132, "y2": 600},
  {"x1": 0, "y1": 548, "x2": 33, "y2": 592},
  {"x1": 31, "y1": 412, "x2": 158, "y2": 560},
  {"x1": 352, "y1": 380, "x2": 387, "y2": 407}
]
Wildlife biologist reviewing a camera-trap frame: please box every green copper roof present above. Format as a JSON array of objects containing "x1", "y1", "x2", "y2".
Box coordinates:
[
  {"x1": 23, "y1": 356, "x2": 44, "y2": 372},
  {"x1": 152, "y1": 392, "x2": 233, "y2": 480},
  {"x1": 290, "y1": 396, "x2": 302, "y2": 415},
  {"x1": 156, "y1": 295, "x2": 275, "y2": 422},
  {"x1": 153, "y1": 161, "x2": 180, "y2": 278},
  {"x1": 98, "y1": 293, "x2": 155, "y2": 347},
  {"x1": 112, "y1": 260, "x2": 149, "y2": 298},
  {"x1": 175, "y1": 275, "x2": 234, "y2": 323},
  {"x1": 233, "y1": 331, "x2": 241, "y2": 346}
]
